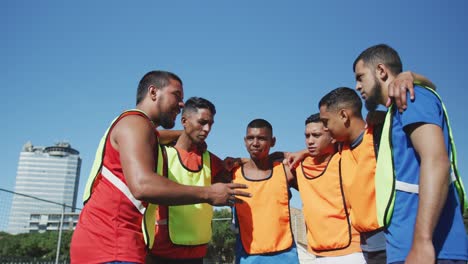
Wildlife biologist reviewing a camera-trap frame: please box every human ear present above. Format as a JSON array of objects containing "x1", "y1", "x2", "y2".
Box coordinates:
[
  {"x1": 339, "y1": 109, "x2": 349, "y2": 121},
  {"x1": 181, "y1": 116, "x2": 187, "y2": 127},
  {"x1": 376, "y1": 64, "x2": 388, "y2": 82},
  {"x1": 148, "y1": 85, "x2": 159, "y2": 101}
]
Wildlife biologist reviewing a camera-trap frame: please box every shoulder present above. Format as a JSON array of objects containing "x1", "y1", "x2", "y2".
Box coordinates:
[
  {"x1": 396, "y1": 86, "x2": 444, "y2": 127},
  {"x1": 111, "y1": 112, "x2": 156, "y2": 145},
  {"x1": 407, "y1": 86, "x2": 442, "y2": 108}
]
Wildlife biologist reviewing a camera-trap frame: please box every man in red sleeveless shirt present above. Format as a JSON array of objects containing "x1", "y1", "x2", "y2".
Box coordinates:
[{"x1": 71, "y1": 71, "x2": 250, "y2": 264}]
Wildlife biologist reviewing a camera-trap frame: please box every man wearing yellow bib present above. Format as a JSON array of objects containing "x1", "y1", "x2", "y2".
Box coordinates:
[
  {"x1": 353, "y1": 44, "x2": 468, "y2": 264},
  {"x1": 146, "y1": 97, "x2": 242, "y2": 264}
]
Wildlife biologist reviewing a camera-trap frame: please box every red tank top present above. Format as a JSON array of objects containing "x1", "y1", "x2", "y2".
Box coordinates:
[{"x1": 71, "y1": 112, "x2": 157, "y2": 263}]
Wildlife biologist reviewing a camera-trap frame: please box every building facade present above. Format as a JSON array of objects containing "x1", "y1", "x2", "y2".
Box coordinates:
[
  {"x1": 28, "y1": 212, "x2": 80, "y2": 233},
  {"x1": 7, "y1": 141, "x2": 81, "y2": 234}
]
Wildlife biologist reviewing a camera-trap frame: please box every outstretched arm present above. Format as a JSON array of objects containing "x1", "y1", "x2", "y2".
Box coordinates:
[
  {"x1": 158, "y1": 129, "x2": 182, "y2": 145},
  {"x1": 405, "y1": 123, "x2": 450, "y2": 264},
  {"x1": 387, "y1": 71, "x2": 437, "y2": 111},
  {"x1": 113, "y1": 115, "x2": 250, "y2": 206},
  {"x1": 212, "y1": 154, "x2": 244, "y2": 184},
  {"x1": 284, "y1": 149, "x2": 309, "y2": 169}
]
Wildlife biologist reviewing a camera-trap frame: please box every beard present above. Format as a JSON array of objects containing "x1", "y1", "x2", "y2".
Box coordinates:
[
  {"x1": 159, "y1": 112, "x2": 176, "y2": 129},
  {"x1": 365, "y1": 77, "x2": 383, "y2": 111}
]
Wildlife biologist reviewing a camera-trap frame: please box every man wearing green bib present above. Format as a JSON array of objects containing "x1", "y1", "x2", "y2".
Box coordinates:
[{"x1": 354, "y1": 44, "x2": 468, "y2": 264}]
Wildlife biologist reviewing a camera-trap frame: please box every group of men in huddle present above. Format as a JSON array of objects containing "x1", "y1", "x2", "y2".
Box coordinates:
[{"x1": 70, "y1": 44, "x2": 467, "y2": 264}]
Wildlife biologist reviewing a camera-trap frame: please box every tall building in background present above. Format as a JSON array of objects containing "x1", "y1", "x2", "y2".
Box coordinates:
[{"x1": 7, "y1": 141, "x2": 81, "y2": 234}]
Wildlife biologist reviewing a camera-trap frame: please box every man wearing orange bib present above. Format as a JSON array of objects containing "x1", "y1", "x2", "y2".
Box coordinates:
[
  {"x1": 232, "y1": 119, "x2": 299, "y2": 264},
  {"x1": 293, "y1": 113, "x2": 365, "y2": 263},
  {"x1": 319, "y1": 87, "x2": 388, "y2": 264}
]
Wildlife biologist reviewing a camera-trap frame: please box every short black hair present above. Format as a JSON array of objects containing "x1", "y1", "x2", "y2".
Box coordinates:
[
  {"x1": 305, "y1": 113, "x2": 321, "y2": 125},
  {"x1": 136, "y1": 70, "x2": 183, "y2": 105},
  {"x1": 247, "y1": 118, "x2": 273, "y2": 134},
  {"x1": 353, "y1": 44, "x2": 403, "y2": 75},
  {"x1": 318, "y1": 87, "x2": 362, "y2": 117},
  {"x1": 182, "y1": 97, "x2": 216, "y2": 116}
]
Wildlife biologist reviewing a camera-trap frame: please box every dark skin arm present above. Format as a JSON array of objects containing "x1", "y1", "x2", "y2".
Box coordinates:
[
  {"x1": 211, "y1": 154, "x2": 238, "y2": 184},
  {"x1": 158, "y1": 129, "x2": 182, "y2": 145},
  {"x1": 284, "y1": 163, "x2": 298, "y2": 190},
  {"x1": 284, "y1": 149, "x2": 310, "y2": 169},
  {"x1": 404, "y1": 123, "x2": 450, "y2": 264},
  {"x1": 112, "y1": 115, "x2": 250, "y2": 206}
]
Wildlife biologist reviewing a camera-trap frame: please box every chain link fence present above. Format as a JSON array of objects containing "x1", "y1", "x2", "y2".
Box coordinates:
[
  {"x1": 0, "y1": 188, "x2": 78, "y2": 264},
  {"x1": 0, "y1": 188, "x2": 311, "y2": 264}
]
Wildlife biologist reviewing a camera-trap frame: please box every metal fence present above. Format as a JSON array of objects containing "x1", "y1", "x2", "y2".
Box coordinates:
[
  {"x1": 0, "y1": 188, "x2": 309, "y2": 264},
  {"x1": 0, "y1": 257, "x2": 69, "y2": 264},
  {"x1": 0, "y1": 188, "x2": 78, "y2": 264}
]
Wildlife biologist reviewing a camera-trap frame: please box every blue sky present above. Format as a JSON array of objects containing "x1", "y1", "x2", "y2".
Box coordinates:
[{"x1": 2, "y1": 1, "x2": 468, "y2": 228}]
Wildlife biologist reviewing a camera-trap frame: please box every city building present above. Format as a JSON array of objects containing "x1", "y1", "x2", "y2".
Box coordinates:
[
  {"x1": 28, "y1": 212, "x2": 80, "y2": 233},
  {"x1": 7, "y1": 141, "x2": 81, "y2": 234}
]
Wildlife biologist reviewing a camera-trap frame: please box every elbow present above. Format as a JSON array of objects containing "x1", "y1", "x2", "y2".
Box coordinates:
[
  {"x1": 132, "y1": 189, "x2": 147, "y2": 201},
  {"x1": 130, "y1": 184, "x2": 148, "y2": 201},
  {"x1": 128, "y1": 175, "x2": 154, "y2": 202},
  {"x1": 440, "y1": 156, "x2": 451, "y2": 178},
  {"x1": 430, "y1": 155, "x2": 451, "y2": 183}
]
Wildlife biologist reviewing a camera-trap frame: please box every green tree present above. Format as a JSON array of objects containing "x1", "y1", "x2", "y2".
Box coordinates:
[
  {"x1": 206, "y1": 208, "x2": 236, "y2": 264},
  {"x1": 0, "y1": 230, "x2": 72, "y2": 260}
]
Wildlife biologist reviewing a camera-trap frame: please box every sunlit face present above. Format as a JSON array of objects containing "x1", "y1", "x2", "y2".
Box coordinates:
[
  {"x1": 182, "y1": 108, "x2": 214, "y2": 145},
  {"x1": 304, "y1": 122, "x2": 335, "y2": 157},
  {"x1": 354, "y1": 59, "x2": 382, "y2": 110},
  {"x1": 157, "y1": 78, "x2": 184, "y2": 129},
  {"x1": 319, "y1": 105, "x2": 346, "y2": 142},
  {"x1": 244, "y1": 127, "x2": 275, "y2": 160}
]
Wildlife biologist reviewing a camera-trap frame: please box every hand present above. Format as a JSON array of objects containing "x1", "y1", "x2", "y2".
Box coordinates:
[
  {"x1": 284, "y1": 150, "x2": 308, "y2": 169},
  {"x1": 387, "y1": 71, "x2": 415, "y2": 112},
  {"x1": 207, "y1": 183, "x2": 251, "y2": 206},
  {"x1": 366, "y1": 110, "x2": 386, "y2": 125},
  {"x1": 405, "y1": 239, "x2": 435, "y2": 264},
  {"x1": 223, "y1": 157, "x2": 244, "y2": 172}
]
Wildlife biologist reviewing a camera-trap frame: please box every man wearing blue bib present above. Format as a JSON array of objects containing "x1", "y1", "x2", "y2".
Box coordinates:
[{"x1": 353, "y1": 44, "x2": 468, "y2": 264}]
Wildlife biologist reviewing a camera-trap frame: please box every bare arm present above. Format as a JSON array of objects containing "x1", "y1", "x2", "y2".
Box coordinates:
[
  {"x1": 285, "y1": 149, "x2": 309, "y2": 169},
  {"x1": 158, "y1": 129, "x2": 182, "y2": 145},
  {"x1": 405, "y1": 123, "x2": 450, "y2": 264},
  {"x1": 212, "y1": 154, "x2": 239, "y2": 184},
  {"x1": 284, "y1": 163, "x2": 298, "y2": 190},
  {"x1": 387, "y1": 71, "x2": 437, "y2": 111},
  {"x1": 112, "y1": 115, "x2": 250, "y2": 206}
]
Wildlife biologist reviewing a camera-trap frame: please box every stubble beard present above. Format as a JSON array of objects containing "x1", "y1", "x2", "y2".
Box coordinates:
[
  {"x1": 159, "y1": 112, "x2": 176, "y2": 129},
  {"x1": 365, "y1": 78, "x2": 383, "y2": 111}
]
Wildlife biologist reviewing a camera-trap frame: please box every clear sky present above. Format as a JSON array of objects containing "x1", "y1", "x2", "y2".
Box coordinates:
[{"x1": 2, "y1": 0, "x2": 468, "y2": 227}]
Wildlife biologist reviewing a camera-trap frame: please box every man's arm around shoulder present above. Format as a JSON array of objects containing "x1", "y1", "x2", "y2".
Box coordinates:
[{"x1": 112, "y1": 115, "x2": 250, "y2": 206}]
